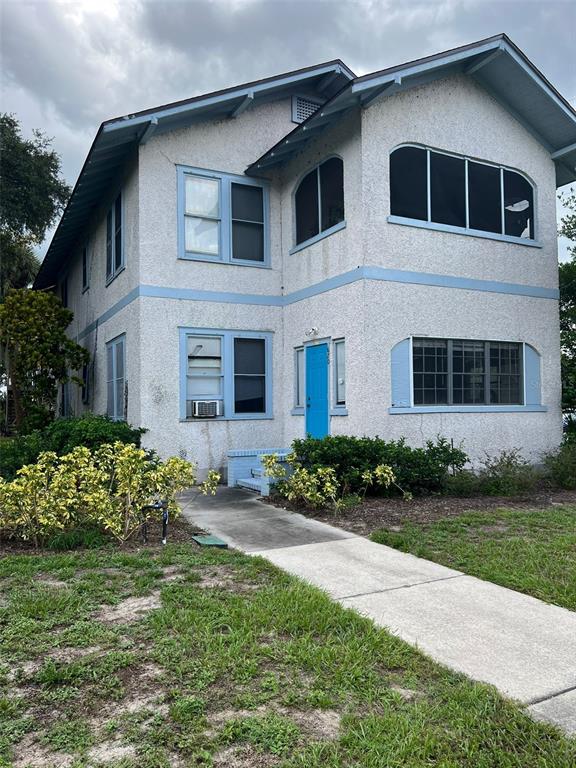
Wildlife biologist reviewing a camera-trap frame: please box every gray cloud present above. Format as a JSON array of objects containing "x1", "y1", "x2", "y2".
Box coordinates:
[{"x1": 1, "y1": 0, "x2": 575, "y2": 258}]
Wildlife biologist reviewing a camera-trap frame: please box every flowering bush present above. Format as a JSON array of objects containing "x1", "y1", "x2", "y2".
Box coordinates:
[
  {"x1": 0, "y1": 442, "x2": 219, "y2": 545},
  {"x1": 262, "y1": 453, "x2": 398, "y2": 511}
]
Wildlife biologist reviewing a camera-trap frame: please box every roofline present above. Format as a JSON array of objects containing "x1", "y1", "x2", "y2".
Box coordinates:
[
  {"x1": 102, "y1": 59, "x2": 356, "y2": 131},
  {"x1": 247, "y1": 33, "x2": 576, "y2": 175}
]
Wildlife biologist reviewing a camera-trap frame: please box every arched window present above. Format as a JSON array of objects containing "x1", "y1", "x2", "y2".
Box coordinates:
[
  {"x1": 295, "y1": 157, "x2": 344, "y2": 246},
  {"x1": 389, "y1": 145, "x2": 534, "y2": 241}
]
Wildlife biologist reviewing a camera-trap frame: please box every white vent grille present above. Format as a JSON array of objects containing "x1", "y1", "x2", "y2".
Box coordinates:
[{"x1": 292, "y1": 95, "x2": 322, "y2": 124}]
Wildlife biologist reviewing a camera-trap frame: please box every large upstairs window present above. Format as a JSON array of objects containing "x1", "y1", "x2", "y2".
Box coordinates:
[
  {"x1": 294, "y1": 157, "x2": 344, "y2": 248},
  {"x1": 390, "y1": 145, "x2": 535, "y2": 244},
  {"x1": 178, "y1": 166, "x2": 269, "y2": 266}
]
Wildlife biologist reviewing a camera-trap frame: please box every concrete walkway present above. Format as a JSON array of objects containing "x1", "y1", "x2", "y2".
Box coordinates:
[{"x1": 179, "y1": 487, "x2": 576, "y2": 735}]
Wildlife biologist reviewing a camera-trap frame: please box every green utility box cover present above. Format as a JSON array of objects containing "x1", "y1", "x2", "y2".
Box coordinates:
[{"x1": 191, "y1": 534, "x2": 228, "y2": 548}]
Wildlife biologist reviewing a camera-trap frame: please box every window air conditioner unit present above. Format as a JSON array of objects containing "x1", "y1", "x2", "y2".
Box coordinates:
[{"x1": 191, "y1": 400, "x2": 223, "y2": 418}]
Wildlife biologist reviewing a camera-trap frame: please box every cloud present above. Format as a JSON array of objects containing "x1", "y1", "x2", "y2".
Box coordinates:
[{"x1": 1, "y1": 0, "x2": 574, "y2": 257}]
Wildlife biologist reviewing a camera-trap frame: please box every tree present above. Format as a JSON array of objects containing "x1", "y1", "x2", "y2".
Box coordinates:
[
  {"x1": 559, "y1": 187, "x2": 576, "y2": 413},
  {"x1": 0, "y1": 114, "x2": 70, "y2": 297},
  {"x1": 0, "y1": 290, "x2": 89, "y2": 432}
]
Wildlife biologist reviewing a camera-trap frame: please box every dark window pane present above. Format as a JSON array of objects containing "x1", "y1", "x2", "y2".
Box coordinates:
[
  {"x1": 504, "y1": 170, "x2": 533, "y2": 239},
  {"x1": 488, "y1": 342, "x2": 522, "y2": 404},
  {"x1": 232, "y1": 184, "x2": 263, "y2": 223},
  {"x1": 319, "y1": 157, "x2": 344, "y2": 231},
  {"x1": 234, "y1": 338, "x2": 265, "y2": 374},
  {"x1": 295, "y1": 168, "x2": 319, "y2": 244},
  {"x1": 412, "y1": 338, "x2": 448, "y2": 404},
  {"x1": 106, "y1": 211, "x2": 113, "y2": 276},
  {"x1": 232, "y1": 222, "x2": 264, "y2": 262},
  {"x1": 234, "y1": 376, "x2": 265, "y2": 413},
  {"x1": 390, "y1": 146, "x2": 427, "y2": 221},
  {"x1": 114, "y1": 195, "x2": 122, "y2": 270},
  {"x1": 431, "y1": 152, "x2": 466, "y2": 227},
  {"x1": 82, "y1": 247, "x2": 87, "y2": 287},
  {"x1": 468, "y1": 162, "x2": 501, "y2": 233}
]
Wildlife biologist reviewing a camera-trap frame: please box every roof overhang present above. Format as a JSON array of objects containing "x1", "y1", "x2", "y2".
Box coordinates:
[
  {"x1": 35, "y1": 60, "x2": 355, "y2": 289},
  {"x1": 247, "y1": 34, "x2": 576, "y2": 188}
]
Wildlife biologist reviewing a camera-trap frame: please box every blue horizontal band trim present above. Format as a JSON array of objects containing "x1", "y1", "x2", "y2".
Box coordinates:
[
  {"x1": 76, "y1": 268, "x2": 559, "y2": 339},
  {"x1": 389, "y1": 405, "x2": 548, "y2": 414}
]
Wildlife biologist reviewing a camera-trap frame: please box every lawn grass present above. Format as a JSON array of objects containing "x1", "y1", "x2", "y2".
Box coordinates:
[
  {"x1": 0, "y1": 542, "x2": 574, "y2": 767},
  {"x1": 372, "y1": 505, "x2": 576, "y2": 611}
]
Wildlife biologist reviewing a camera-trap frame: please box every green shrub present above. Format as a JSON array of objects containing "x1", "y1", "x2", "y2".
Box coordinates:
[
  {"x1": 446, "y1": 450, "x2": 541, "y2": 497},
  {"x1": 0, "y1": 442, "x2": 217, "y2": 545},
  {"x1": 0, "y1": 414, "x2": 145, "y2": 480},
  {"x1": 544, "y1": 440, "x2": 576, "y2": 490},
  {"x1": 291, "y1": 435, "x2": 467, "y2": 496}
]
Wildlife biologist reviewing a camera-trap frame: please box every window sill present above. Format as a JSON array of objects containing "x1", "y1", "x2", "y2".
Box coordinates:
[
  {"x1": 82, "y1": 286, "x2": 89, "y2": 294},
  {"x1": 180, "y1": 414, "x2": 274, "y2": 422},
  {"x1": 291, "y1": 407, "x2": 305, "y2": 415},
  {"x1": 106, "y1": 266, "x2": 126, "y2": 287},
  {"x1": 389, "y1": 405, "x2": 547, "y2": 414},
  {"x1": 289, "y1": 220, "x2": 346, "y2": 255},
  {"x1": 387, "y1": 216, "x2": 542, "y2": 248},
  {"x1": 179, "y1": 252, "x2": 271, "y2": 269},
  {"x1": 331, "y1": 407, "x2": 348, "y2": 416}
]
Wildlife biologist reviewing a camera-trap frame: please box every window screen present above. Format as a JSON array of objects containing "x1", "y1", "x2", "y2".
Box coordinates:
[
  {"x1": 295, "y1": 158, "x2": 344, "y2": 246},
  {"x1": 295, "y1": 348, "x2": 304, "y2": 407},
  {"x1": 504, "y1": 170, "x2": 533, "y2": 239},
  {"x1": 390, "y1": 146, "x2": 427, "y2": 221},
  {"x1": 106, "y1": 336, "x2": 125, "y2": 420},
  {"x1": 430, "y1": 152, "x2": 466, "y2": 228},
  {"x1": 334, "y1": 340, "x2": 346, "y2": 405},
  {"x1": 412, "y1": 339, "x2": 448, "y2": 405},
  {"x1": 185, "y1": 176, "x2": 220, "y2": 256},
  {"x1": 234, "y1": 338, "x2": 266, "y2": 413},
  {"x1": 468, "y1": 161, "x2": 501, "y2": 234},
  {"x1": 187, "y1": 336, "x2": 223, "y2": 399},
  {"x1": 231, "y1": 183, "x2": 264, "y2": 262}
]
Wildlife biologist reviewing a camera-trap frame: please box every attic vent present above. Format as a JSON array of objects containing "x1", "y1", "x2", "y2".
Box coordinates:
[{"x1": 292, "y1": 95, "x2": 322, "y2": 124}]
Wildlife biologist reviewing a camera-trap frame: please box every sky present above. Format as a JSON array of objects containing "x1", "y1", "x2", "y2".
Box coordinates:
[{"x1": 1, "y1": 0, "x2": 575, "y2": 260}]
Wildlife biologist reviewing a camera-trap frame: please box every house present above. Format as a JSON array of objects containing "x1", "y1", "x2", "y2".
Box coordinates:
[{"x1": 34, "y1": 34, "x2": 576, "y2": 485}]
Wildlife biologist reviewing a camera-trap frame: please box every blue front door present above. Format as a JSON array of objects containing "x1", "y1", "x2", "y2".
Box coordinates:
[{"x1": 306, "y1": 343, "x2": 329, "y2": 438}]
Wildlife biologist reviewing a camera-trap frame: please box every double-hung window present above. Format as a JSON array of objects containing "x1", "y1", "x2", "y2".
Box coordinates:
[
  {"x1": 389, "y1": 145, "x2": 536, "y2": 244},
  {"x1": 181, "y1": 328, "x2": 272, "y2": 419},
  {"x1": 294, "y1": 157, "x2": 345, "y2": 248},
  {"x1": 106, "y1": 193, "x2": 123, "y2": 282},
  {"x1": 412, "y1": 338, "x2": 523, "y2": 406},
  {"x1": 178, "y1": 166, "x2": 269, "y2": 265},
  {"x1": 106, "y1": 335, "x2": 126, "y2": 421}
]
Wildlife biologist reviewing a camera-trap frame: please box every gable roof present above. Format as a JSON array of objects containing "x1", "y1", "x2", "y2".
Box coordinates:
[
  {"x1": 247, "y1": 34, "x2": 576, "y2": 188},
  {"x1": 34, "y1": 60, "x2": 355, "y2": 289}
]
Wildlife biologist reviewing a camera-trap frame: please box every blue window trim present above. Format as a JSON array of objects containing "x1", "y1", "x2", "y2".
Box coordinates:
[
  {"x1": 179, "y1": 326, "x2": 273, "y2": 421},
  {"x1": 177, "y1": 165, "x2": 271, "y2": 267},
  {"x1": 387, "y1": 215, "x2": 542, "y2": 248},
  {"x1": 106, "y1": 333, "x2": 126, "y2": 421},
  {"x1": 289, "y1": 220, "x2": 346, "y2": 255},
  {"x1": 106, "y1": 192, "x2": 125, "y2": 285},
  {"x1": 389, "y1": 143, "x2": 539, "y2": 247},
  {"x1": 332, "y1": 338, "x2": 347, "y2": 413},
  {"x1": 389, "y1": 337, "x2": 546, "y2": 414}
]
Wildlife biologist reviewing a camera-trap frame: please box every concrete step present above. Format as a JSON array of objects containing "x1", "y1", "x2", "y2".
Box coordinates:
[{"x1": 236, "y1": 478, "x2": 261, "y2": 492}]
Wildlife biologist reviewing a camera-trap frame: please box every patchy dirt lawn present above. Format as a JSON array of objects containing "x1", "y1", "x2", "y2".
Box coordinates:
[{"x1": 1, "y1": 518, "x2": 574, "y2": 767}]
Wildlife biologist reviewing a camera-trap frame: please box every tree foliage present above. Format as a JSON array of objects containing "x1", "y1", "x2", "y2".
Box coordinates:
[
  {"x1": 0, "y1": 113, "x2": 70, "y2": 296},
  {"x1": 559, "y1": 188, "x2": 576, "y2": 412},
  {"x1": 0, "y1": 289, "x2": 89, "y2": 432}
]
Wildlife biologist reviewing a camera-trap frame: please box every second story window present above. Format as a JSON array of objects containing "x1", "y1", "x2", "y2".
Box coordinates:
[
  {"x1": 82, "y1": 245, "x2": 89, "y2": 291},
  {"x1": 106, "y1": 193, "x2": 123, "y2": 282},
  {"x1": 294, "y1": 157, "x2": 344, "y2": 247},
  {"x1": 390, "y1": 146, "x2": 535, "y2": 242},
  {"x1": 178, "y1": 166, "x2": 269, "y2": 266}
]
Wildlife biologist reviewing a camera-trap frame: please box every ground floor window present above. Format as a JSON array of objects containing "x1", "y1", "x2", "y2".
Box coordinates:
[
  {"x1": 294, "y1": 347, "x2": 304, "y2": 408},
  {"x1": 181, "y1": 328, "x2": 272, "y2": 420},
  {"x1": 106, "y1": 334, "x2": 126, "y2": 420},
  {"x1": 333, "y1": 339, "x2": 346, "y2": 406},
  {"x1": 413, "y1": 338, "x2": 522, "y2": 406}
]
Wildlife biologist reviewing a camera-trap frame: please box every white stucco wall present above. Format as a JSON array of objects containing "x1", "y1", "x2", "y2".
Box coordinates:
[{"x1": 58, "y1": 71, "x2": 562, "y2": 472}]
